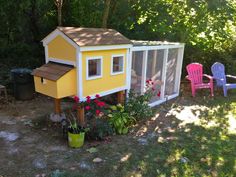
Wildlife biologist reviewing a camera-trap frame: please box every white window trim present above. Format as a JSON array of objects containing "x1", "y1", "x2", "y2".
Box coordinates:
[
  {"x1": 86, "y1": 56, "x2": 103, "y2": 80},
  {"x1": 111, "y1": 54, "x2": 125, "y2": 75}
]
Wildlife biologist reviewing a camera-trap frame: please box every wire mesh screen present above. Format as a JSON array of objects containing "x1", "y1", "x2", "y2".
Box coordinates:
[
  {"x1": 146, "y1": 50, "x2": 164, "y2": 103},
  {"x1": 131, "y1": 51, "x2": 144, "y2": 93},
  {"x1": 165, "y1": 48, "x2": 178, "y2": 96}
]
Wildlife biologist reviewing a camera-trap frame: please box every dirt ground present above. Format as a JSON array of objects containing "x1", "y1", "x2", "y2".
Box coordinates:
[
  {"x1": 0, "y1": 93, "x2": 172, "y2": 177},
  {"x1": 1, "y1": 84, "x2": 231, "y2": 177}
]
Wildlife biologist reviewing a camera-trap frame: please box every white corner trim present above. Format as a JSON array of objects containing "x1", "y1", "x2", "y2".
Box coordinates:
[
  {"x1": 126, "y1": 48, "x2": 132, "y2": 91},
  {"x1": 48, "y1": 58, "x2": 76, "y2": 66},
  {"x1": 86, "y1": 56, "x2": 103, "y2": 80},
  {"x1": 80, "y1": 86, "x2": 128, "y2": 101},
  {"x1": 80, "y1": 44, "x2": 133, "y2": 51},
  {"x1": 78, "y1": 51, "x2": 83, "y2": 98},
  {"x1": 110, "y1": 54, "x2": 125, "y2": 75},
  {"x1": 45, "y1": 45, "x2": 49, "y2": 63},
  {"x1": 42, "y1": 29, "x2": 79, "y2": 49}
]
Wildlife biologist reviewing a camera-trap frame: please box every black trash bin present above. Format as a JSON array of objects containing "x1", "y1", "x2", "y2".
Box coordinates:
[{"x1": 11, "y1": 68, "x2": 35, "y2": 100}]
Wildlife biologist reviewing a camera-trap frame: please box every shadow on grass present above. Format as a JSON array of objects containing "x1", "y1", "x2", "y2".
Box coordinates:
[{"x1": 117, "y1": 95, "x2": 236, "y2": 177}]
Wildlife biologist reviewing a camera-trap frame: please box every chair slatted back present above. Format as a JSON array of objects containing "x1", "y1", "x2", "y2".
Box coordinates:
[
  {"x1": 186, "y1": 63, "x2": 203, "y2": 84},
  {"x1": 211, "y1": 62, "x2": 226, "y2": 86}
]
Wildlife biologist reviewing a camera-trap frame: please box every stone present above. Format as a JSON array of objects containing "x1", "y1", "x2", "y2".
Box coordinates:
[
  {"x1": 33, "y1": 158, "x2": 47, "y2": 169},
  {"x1": 50, "y1": 113, "x2": 66, "y2": 122},
  {"x1": 93, "y1": 158, "x2": 103, "y2": 163},
  {"x1": 0, "y1": 131, "x2": 19, "y2": 142},
  {"x1": 137, "y1": 137, "x2": 148, "y2": 145}
]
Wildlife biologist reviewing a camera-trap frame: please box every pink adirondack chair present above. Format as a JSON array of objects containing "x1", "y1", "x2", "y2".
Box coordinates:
[{"x1": 186, "y1": 63, "x2": 214, "y2": 97}]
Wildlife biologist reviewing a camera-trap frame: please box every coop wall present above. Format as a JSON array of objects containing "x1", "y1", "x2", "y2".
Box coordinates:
[
  {"x1": 47, "y1": 35, "x2": 76, "y2": 63},
  {"x1": 81, "y1": 49, "x2": 128, "y2": 97}
]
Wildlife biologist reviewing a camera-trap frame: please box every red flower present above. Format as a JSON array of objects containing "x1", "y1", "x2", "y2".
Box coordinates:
[
  {"x1": 151, "y1": 81, "x2": 154, "y2": 85},
  {"x1": 157, "y1": 91, "x2": 161, "y2": 97},
  {"x1": 73, "y1": 96, "x2": 79, "y2": 103},
  {"x1": 86, "y1": 96, "x2": 91, "y2": 100},
  {"x1": 95, "y1": 94, "x2": 100, "y2": 98},
  {"x1": 85, "y1": 106, "x2": 91, "y2": 110},
  {"x1": 96, "y1": 110, "x2": 101, "y2": 116},
  {"x1": 86, "y1": 96, "x2": 91, "y2": 103},
  {"x1": 94, "y1": 99, "x2": 99, "y2": 103},
  {"x1": 97, "y1": 101, "x2": 105, "y2": 107}
]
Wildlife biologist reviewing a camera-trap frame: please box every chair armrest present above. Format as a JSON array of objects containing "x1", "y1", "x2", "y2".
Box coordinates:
[
  {"x1": 186, "y1": 75, "x2": 192, "y2": 81},
  {"x1": 226, "y1": 75, "x2": 236, "y2": 79},
  {"x1": 203, "y1": 74, "x2": 213, "y2": 80},
  {"x1": 213, "y1": 77, "x2": 224, "y2": 81}
]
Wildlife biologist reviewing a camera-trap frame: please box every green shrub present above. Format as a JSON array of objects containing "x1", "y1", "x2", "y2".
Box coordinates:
[
  {"x1": 108, "y1": 104, "x2": 136, "y2": 135},
  {"x1": 125, "y1": 89, "x2": 154, "y2": 120}
]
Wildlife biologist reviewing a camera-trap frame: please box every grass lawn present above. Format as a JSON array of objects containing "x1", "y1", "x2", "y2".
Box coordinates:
[{"x1": 0, "y1": 89, "x2": 236, "y2": 177}]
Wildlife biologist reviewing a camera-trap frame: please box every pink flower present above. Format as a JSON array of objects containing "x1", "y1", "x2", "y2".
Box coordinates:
[
  {"x1": 85, "y1": 106, "x2": 91, "y2": 110},
  {"x1": 86, "y1": 96, "x2": 91, "y2": 100},
  {"x1": 96, "y1": 110, "x2": 101, "y2": 116},
  {"x1": 157, "y1": 91, "x2": 161, "y2": 97},
  {"x1": 95, "y1": 94, "x2": 100, "y2": 98},
  {"x1": 94, "y1": 99, "x2": 99, "y2": 103},
  {"x1": 73, "y1": 96, "x2": 79, "y2": 103}
]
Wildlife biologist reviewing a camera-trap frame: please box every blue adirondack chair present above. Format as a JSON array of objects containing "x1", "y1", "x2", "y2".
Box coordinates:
[{"x1": 211, "y1": 62, "x2": 236, "y2": 97}]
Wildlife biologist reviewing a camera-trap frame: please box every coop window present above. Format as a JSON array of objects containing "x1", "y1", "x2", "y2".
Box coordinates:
[
  {"x1": 86, "y1": 57, "x2": 103, "y2": 80},
  {"x1": 111, "y1": 55, "x2": 124, "y2": 75},
  {"x1": 41, "y1": 77, "x2": 46, "y2": 84}
]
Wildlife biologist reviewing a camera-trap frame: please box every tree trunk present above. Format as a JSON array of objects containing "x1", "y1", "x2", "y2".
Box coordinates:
[
  {"x1": 102, "y1": 0, "x2": 111, "y2": 28},
  {"x1": 54, "y1": 0, "x2": 63, "y2": 26}
]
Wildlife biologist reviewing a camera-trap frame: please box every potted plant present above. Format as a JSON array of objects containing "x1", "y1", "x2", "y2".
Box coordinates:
[{"x1": 66, "y1": 111, "x2": 88, "y2": 148}]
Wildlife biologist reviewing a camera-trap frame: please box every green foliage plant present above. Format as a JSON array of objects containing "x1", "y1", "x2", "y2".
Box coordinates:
[
  {"x1": 125, "y1": 79, "x2": 156, "y2": 120},
  {"x1": 108, "y1": 104, "x2": 136, "y2": 135}
]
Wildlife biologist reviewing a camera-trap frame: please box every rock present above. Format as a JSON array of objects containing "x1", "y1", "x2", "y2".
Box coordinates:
[
  {"x1": 137, "y1": 138, "x2": 148, "y2": 145},
  {"x1": 0, "y1": 131, "x2": 19, "y2": 142},
  {"x1": 50, "y1": 113, "x2": 66, "y2": 122},
  {"x1": 93, "y1": 157, "x2": 103, "y2": 163},
  {"x1": 33, "y1": 158, "x2": 47, "y2": 169},
  {"x1": 79, "y1": 161, "x2": 92, "y2": 170},
  {"x1": 180, "y1": 157, "x2": 189, "y2": 163}
]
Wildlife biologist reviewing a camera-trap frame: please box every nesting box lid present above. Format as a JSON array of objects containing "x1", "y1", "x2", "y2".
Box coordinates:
[{"x1": 32, "y1": 62, "x2": 74, "y2": 81}]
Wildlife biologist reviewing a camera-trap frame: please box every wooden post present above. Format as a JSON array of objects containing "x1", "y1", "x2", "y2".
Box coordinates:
[
  {"x1": 77, "y1": 106, "x2": 85, "y2": 127},
  {"x1": 54, "y1": 98, "x2": 61, "y2": 114},
  {"x1": 117, "y1": 90, "x2": 125, "y2": 104}
]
